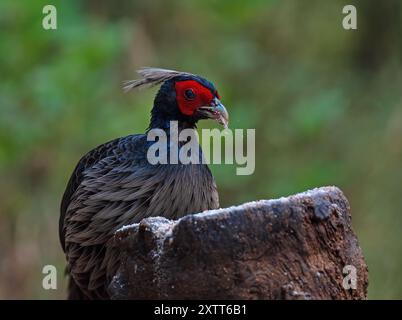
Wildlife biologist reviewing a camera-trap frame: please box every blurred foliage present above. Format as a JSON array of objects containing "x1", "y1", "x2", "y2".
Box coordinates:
[{"x1": 0, "y1": 0, "x2": 401, "y2": 299}]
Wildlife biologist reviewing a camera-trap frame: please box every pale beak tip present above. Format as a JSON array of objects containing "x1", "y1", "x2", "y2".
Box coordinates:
[{"x1": 214, "y1": 99, "x2": 229, "y2": 129}]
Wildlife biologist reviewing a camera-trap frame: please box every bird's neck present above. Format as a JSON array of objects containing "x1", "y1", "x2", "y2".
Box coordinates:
[
  {"x1": 147, "y1": 113, "x2": 197, "y2": 133},
  {"x1": 146, "y1": 110, "x2": 203, "y2": 164}
]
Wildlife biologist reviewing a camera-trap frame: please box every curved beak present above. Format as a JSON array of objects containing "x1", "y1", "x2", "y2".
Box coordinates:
[{"x1": 198, "y1": 98, "x2": 229, "y2": 129}]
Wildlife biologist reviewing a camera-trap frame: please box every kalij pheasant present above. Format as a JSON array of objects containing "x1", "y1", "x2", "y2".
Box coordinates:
[{"x1": 59, "y1": 68, "x2": 229, "y2": 299}]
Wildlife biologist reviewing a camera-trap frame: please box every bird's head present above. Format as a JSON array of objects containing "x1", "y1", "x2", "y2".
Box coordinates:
[{"x1": 124, "y1": 68, "x2": 228, "y2": 130}]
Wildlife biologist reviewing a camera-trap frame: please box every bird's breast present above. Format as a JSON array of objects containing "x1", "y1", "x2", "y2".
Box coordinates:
[{"x1": 144, "y1": 163, "x2": 219, "y2": 220}]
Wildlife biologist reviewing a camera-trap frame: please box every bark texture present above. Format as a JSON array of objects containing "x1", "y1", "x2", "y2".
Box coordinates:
[{"x1": 108, "y1": 186, "x2": 368, "y2": 300}]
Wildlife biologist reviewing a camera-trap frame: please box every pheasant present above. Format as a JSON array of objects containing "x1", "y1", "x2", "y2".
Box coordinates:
[{"x1": 59, "y1": 68, "x2": 229, "y2": 299}]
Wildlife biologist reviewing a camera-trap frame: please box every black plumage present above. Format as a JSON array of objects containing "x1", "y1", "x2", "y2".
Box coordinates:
[{"x1": 59, "y1": 68, "x2": 228, "y2": 299}]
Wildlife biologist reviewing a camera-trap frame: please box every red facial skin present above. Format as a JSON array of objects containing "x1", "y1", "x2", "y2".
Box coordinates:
[{"x1": 175, "y1": 80, "x2": 217, "y2": 116}]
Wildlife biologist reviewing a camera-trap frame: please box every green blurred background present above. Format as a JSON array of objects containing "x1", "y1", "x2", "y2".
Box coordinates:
[{"x1": 1, "y1": 0, "x2": 401, "y2": 299}]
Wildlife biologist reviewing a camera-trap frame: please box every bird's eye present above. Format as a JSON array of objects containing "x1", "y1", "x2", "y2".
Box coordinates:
[{"x1": 184, "y1": 88, "x2": 196, "y2": 100}]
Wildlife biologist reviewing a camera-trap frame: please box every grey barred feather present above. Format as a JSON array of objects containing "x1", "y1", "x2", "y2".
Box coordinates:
[
  {"x1": 60, "y1": 134, "x2": 219, "y2": 299},
  {"x1": 123, "y1": 67, "x2": 194, "y2": 92}
]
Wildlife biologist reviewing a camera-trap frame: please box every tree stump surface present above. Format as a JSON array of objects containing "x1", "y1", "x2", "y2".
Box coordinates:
[{"x1": 109, "y1": 186, "x2": 368, "y2": 300}]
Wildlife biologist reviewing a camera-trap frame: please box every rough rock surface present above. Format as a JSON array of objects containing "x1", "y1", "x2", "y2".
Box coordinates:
[{"x1": 109, "y1": 186, "x2": 368, "y2": 299}]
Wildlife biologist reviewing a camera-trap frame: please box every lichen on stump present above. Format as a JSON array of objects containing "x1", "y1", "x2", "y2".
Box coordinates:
[{"x1": 108, "y1": 186, "x2": 368, "y2": 300}]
